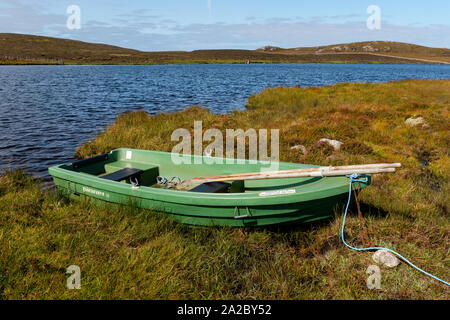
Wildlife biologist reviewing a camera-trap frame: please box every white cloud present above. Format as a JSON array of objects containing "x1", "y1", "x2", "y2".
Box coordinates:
[
  {"x1": 0, "y1": 0, "x2": 63, "y2": 34},
  {"x1": 0, "y1": 1, "x2": 448, "y2": 51}
]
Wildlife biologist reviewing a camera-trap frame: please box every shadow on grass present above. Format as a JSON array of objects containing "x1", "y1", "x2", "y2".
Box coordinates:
[{"x1": 359, "y1": 201, "x2": 390, "y2": 219}]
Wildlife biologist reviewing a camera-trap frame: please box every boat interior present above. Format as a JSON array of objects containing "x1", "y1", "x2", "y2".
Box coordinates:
[{"x1": 62, "y1": 149, "x2": 322, "y2": 194}]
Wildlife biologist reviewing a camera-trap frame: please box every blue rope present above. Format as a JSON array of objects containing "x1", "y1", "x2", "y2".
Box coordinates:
[{"x1": 341, "y1": 173, "x2": 449, "y2": 286}]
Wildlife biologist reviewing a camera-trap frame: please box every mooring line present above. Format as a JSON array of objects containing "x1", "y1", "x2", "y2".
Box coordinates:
[{"x1": 342, "y1": 173, "x2": 449, "y2": 286}]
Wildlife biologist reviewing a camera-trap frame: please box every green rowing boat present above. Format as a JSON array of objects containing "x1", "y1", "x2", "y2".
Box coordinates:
[{"x1": 48, "y1": 148, "x2": 371, "y2": 227}]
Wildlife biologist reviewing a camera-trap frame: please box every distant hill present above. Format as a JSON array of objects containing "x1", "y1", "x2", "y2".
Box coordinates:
[
  {"x1": 0, "y1": 33, "x2": 140, "y2": 64},
  {"x1": 1, "y1": 33, "x2": 449, "y2": 65},
  {"x1": 258, "y1": 41, "x2": 450, "y2": 64}
]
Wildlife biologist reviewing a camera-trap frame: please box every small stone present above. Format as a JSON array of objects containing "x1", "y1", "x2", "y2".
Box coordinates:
[
  {"x1": 405, "y1": 117, "x2": 427, "y2": 128},
  {"x1": 372, "y1": 250, "x2": 400, "y2": 268},
  {"x1": 319, "y1": 138, "x2": 343, "y2": 151},
  {"x1": 290, "y1": 144, "x2": 307, "y2": 155}
]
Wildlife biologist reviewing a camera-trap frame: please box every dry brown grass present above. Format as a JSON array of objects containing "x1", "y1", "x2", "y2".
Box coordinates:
[{"x1": 1, "y1": 80, "x2": 449, "y2": 299}]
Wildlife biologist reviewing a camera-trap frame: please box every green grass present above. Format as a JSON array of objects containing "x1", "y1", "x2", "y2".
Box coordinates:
[{"x1": 1, "y1": 79, "x2": 449, "y2": 299}]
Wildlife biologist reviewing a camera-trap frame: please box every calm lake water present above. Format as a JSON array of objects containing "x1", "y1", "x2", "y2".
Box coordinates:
[{"x1": 1, "y1": 63, "x2": 449, "y2": 177}]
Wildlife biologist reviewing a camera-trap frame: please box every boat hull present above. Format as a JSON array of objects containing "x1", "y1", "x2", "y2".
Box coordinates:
[{"x1": 49, "y1": 148, "x2": 370, "y2": 227}]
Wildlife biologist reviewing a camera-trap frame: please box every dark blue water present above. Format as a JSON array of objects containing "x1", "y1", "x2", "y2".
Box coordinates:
[{"x1": 0, "y1": 63, "x2": 449, "y2": 177}]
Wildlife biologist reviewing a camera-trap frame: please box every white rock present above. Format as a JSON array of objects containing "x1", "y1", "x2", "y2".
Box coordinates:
[
  {"x1": 405, "y1": 117, "x2": 427, "y2": 128},
  {"x1": 372, "y1": 250, "x2": 400, "y2": 268},
  {"x1": 362, "y1": 45, "x2": 375, "y2": 52},
  {"x1": 319, "y1": 138, "x2": 343, "y2": 151},
  {"x1": 290, "y1": 144, "x2": 307, "y2": 155}
]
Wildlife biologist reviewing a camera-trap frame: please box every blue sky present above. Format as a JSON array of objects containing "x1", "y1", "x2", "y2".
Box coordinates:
[{"x1": 1, "y1": 0, "x2": 449, "y2": 50}]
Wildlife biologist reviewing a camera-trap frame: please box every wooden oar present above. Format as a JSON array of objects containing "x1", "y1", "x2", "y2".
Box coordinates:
[
  {"x1": 177, "y1": 163, "x2": 401, "y2": 188},
  {"x1": 189, "y1": 163, "x2": 401, "y2": 181}
]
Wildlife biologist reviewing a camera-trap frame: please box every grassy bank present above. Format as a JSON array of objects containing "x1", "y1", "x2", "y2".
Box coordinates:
[
  {"x1": 1, "y1": 80, "x2": 449, "y2": 299},
  {"x1": 0, "y1": 54, "x2": 426, "y2": 66}
]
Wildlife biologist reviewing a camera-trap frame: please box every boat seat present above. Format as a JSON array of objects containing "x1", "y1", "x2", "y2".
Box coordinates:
[
  {"x1": 100, "y1": 168, "x2": 143, "y2": 182},
  {"x1": 189, "y1": 182, "x2": 231, "y2": 193},
  {"x1": 73, "y1": 153, "x2": 109, "y2": 169}
]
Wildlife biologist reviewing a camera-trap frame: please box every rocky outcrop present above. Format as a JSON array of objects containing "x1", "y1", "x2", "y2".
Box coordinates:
[
  {"x1": 319, "y1": 139, "x2": 343, "y2": 151},
  {"x1": 372, "y1": 250, "x2": 400, "y2": 268},
  {"x1": 290, "y1": 144, "x2": 307, "y2": 155},
  {"x1": 405, "y1": 117, "x2": 429, "y2": 128}
]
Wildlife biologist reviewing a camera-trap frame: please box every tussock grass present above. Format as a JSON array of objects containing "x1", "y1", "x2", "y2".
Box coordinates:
[{"x1": 1, "y1": 80, "x2": 449, "y2": 299}]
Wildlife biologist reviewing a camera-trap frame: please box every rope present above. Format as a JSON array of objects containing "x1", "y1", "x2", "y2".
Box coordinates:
[
  {"x1": 342, "y1": 173, "x2": 449, "y2": 286},
  {"x1": 156, "y1": 176, "x2": 182, "y2": 189}
]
